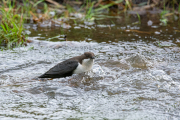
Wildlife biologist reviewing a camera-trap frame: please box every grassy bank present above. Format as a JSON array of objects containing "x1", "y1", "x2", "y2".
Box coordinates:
[
  {"x1": 0, "y1": 0, "x2": 180, "y2": 49},
  {"x1": 0, "y1": 8, "x2": 26, "y2": 49}
]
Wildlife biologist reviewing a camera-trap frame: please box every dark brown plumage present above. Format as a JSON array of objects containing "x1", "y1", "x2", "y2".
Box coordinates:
[{"x1": 38, "y1": 52, "x2": 95, "y2": 78}]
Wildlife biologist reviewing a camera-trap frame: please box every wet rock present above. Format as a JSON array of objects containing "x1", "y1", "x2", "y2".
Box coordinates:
[
  {"x1": 27, "y1": 86, "x2": 44, "y2": 94},
  {"x1": 68, "y1": 73, "x2": 100, "y2": 88},
  {"x1": 147, "y1": 20, "x2": 153, "y2": 26},
  {"x1": 151, "y1": 69, "x2": 172, "y2": 82},
  {"x1": 46, "y1": 91, "x2": 56, "y2": 99},
  {"x1": 171, "y1": 47, "x2": 180, "y2": 53},
  {"x1": 66, "y1": 66, "x2": 104, "y2": 89},
  {"x1": 101, "y1": 60, "x2": 130, "y2": 70},
  {"x1": 120, "y1": 54, "x2": 152, "y2": 69}
]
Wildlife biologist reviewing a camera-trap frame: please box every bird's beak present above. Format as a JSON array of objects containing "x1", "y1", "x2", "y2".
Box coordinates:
[{"x1": 91, "y1": 56, "x2": 95, "y2": 59}]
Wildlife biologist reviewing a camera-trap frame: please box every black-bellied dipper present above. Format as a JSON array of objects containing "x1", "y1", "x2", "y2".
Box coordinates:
[{"x1": 38, "y1": 52, "x2": 95, "y2": 78}]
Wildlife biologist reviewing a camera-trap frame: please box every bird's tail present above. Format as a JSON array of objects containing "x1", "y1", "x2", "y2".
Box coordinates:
[{"x1": 38, "y1": 74, "x2": 47, "y2": 78}]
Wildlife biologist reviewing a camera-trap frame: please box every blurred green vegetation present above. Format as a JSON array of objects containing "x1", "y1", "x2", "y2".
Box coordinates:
[{"x1": 0, "y1": 0, "x2": 180, "y2": 49}]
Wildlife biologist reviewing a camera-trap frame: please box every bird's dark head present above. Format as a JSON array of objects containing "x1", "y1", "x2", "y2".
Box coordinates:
[{"x1": 84, "y1": 52, "x2": 95, "y2": 59}]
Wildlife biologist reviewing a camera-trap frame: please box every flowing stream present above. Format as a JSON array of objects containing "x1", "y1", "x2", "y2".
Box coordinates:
[{"x1": 0, "y1": 16, "x2": 180, "y2": 119}]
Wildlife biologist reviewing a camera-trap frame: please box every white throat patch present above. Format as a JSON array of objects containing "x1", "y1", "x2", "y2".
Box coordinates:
[{"x1": 73, "y1": 59, "x2": 94, "y2": 74}]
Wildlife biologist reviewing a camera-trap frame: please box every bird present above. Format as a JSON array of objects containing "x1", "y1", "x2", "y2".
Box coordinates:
[{"x1": 38, "y1": 52, "x2": 95, "y2": 78}]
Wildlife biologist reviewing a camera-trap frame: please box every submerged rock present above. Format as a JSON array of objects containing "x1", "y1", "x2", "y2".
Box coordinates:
[{"x1": 120, "y1": 54, "x2": 152, "y2": 69}]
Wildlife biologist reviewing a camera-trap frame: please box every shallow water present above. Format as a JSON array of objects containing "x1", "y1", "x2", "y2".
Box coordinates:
[{"x1": 1, "y1": 16, "x2": 180, "y2": 119}]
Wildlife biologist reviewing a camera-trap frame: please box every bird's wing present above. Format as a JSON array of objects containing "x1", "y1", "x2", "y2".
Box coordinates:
[{"x1": 39, "y1": 60, "x2": 78, "y2": 78}]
